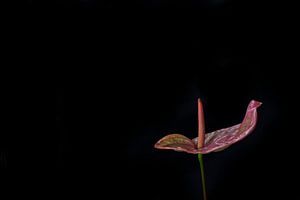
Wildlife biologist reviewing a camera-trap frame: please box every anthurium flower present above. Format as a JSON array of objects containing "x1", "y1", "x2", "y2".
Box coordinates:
[{"x1": 155, "y1": 99, "x2": 262, "y2": 154}]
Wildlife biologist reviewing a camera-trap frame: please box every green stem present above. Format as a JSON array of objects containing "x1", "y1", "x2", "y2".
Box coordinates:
[{"x1": 198, "y1": 153, "x2": 207, "y2": 200}]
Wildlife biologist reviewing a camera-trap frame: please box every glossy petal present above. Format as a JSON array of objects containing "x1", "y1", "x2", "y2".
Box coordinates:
[
  {"x1": 154, "y1": 134, "x2": 198, "y2": 153},
  {"x1": 193, "y1": 124, "x2": 240, "y2": 153},
  {"x1": 154, "y1": 100, "x2": 262, "y2": 154},
  {"x1": 195, "y1": 100, "x2": 262, "y2": 154}
]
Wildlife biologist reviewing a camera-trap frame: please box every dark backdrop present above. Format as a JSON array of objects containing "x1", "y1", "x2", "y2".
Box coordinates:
[{"x1": 8, "y1": 0, "x2": 297, "y2": 199}]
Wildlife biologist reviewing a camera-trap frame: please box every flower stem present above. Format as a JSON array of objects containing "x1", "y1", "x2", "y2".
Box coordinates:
[{"x1": 198, "y1": 153, "x2": 207, "y2": 200}]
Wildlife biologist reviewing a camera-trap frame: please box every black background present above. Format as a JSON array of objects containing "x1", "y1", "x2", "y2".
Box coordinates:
[{"x1": 4, "y1": 0, "x2": 298, "y2": 199}]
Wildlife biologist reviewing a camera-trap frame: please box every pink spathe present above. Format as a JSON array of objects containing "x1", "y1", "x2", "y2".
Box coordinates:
[{"x1": 154, "y1": 100, "x2": 262, "y2": 154}]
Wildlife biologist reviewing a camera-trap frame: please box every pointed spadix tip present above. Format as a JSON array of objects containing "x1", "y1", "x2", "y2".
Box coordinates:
[{"x1": 198, "y1": 98, "x2": 203, "y2": 105}]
